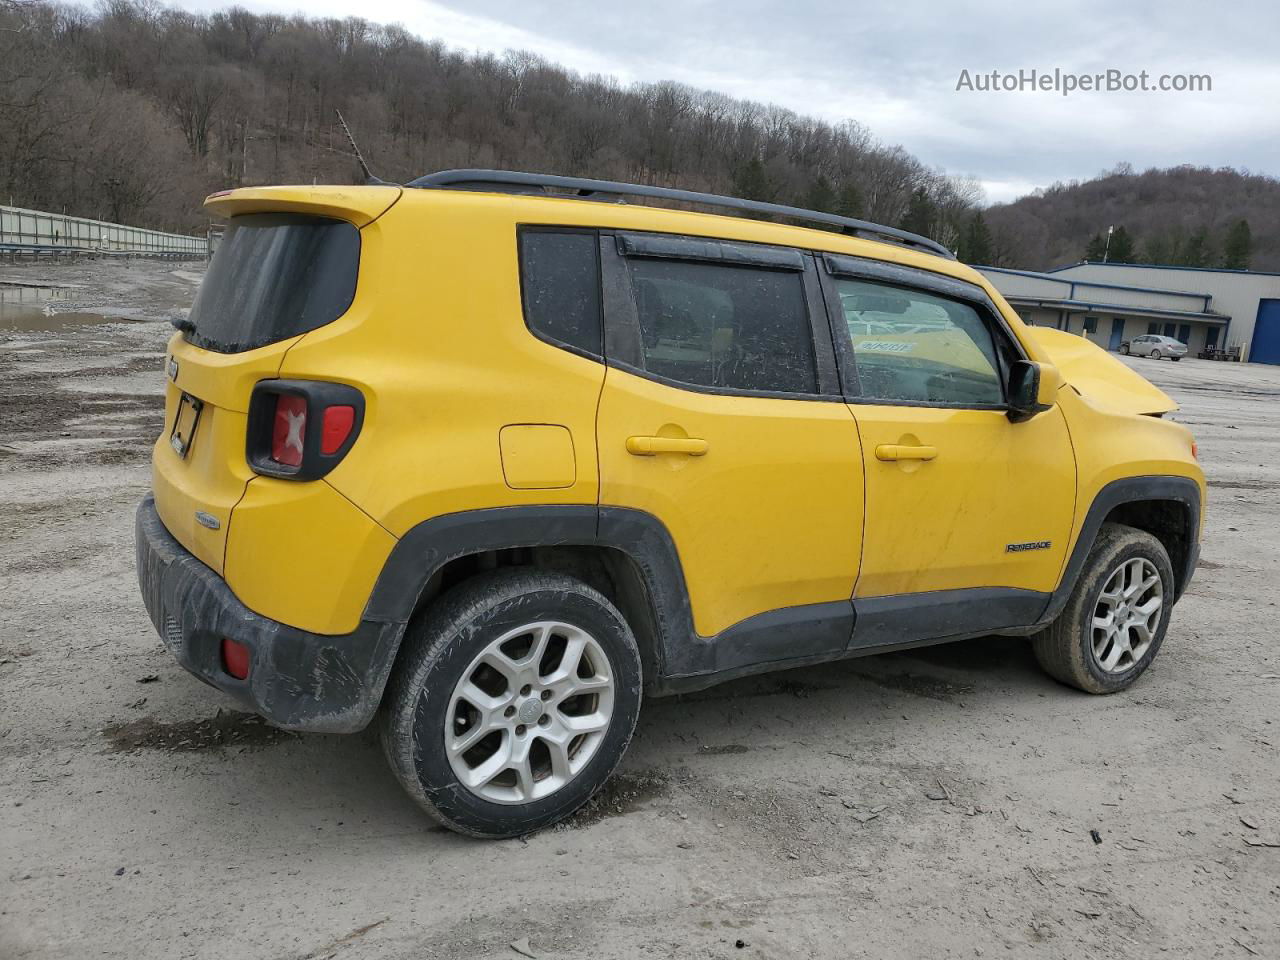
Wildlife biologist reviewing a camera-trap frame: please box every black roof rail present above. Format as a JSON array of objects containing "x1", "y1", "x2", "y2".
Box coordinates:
[{"x1": 407, "y1": 169, "x2": 955, "y2": 260}]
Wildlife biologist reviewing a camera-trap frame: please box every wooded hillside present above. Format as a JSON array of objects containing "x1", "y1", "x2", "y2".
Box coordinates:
[
  {"x1": 0, "y1": 0, "x2": 980, "y2": 239},
  {"x1": 984, "y1": 165, "x2": 1280, "y2": 272}
]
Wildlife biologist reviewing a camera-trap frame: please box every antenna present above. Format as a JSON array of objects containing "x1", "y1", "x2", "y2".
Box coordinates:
[{"x1": 334, "y1": 109, "x2": 383, "y2": 184}]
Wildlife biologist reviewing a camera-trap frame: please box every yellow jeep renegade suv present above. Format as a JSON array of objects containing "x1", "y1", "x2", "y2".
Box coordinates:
[{"x1": 136, "y1": 171, "x2": 1204, "y2": 838}]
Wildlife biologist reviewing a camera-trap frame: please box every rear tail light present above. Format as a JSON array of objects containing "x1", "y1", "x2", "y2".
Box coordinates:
[
  {"x1": 247, "y1": 380, "x2": 364, "y2": 480},
  {"x1": 321, "y1": 405, "x2": 356, "y2": 454},
  {"x1": 221, "y1": 638, "x2": 251, "y2": 680},
  {"x1": 270, "y1": 394, "x2": 308, "y2": 467}
]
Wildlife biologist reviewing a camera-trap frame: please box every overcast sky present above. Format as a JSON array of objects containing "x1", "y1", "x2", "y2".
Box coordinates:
[{"x1": 172, "y1": 0, "x2": 1280, "y2": 204}]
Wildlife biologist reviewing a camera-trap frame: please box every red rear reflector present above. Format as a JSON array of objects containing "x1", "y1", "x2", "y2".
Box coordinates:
[
  {"x1": 1191, "y1": 441, "x2": 1198, "y2": 460},
  {"x1": 221, "y1": 638, "x2": 251, "y2": 680},
  {"x1": 271, "y1": 394, "x2": 307, "y2": 467},
  {"x1": 321, "y1": 405, "x2": 355, "y2": 454}
]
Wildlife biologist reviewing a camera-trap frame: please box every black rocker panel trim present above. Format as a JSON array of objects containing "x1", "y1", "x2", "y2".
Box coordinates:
[
  {"x1": 360, "y1": 478, "x2": 1198, "y2": 698},
  {"x1": 850, "y1": 588, "x2": 1049, "y2": 650},
  {"x1": 366, "y1": 505, "x2": 854, "y2": 693}
]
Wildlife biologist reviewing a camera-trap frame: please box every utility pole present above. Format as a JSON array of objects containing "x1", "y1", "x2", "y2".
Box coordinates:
[{"x1": 1103, "y1": 225, "x2": 1114, "y2": 263}]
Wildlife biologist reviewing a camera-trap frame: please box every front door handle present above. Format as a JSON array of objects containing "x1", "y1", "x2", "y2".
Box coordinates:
[
  {"x1": 626, "y1": 436, "x2": 709, "y2": 457},
  {"x1": 875, "y1": 443, "x2": 937, "y2": 462}
]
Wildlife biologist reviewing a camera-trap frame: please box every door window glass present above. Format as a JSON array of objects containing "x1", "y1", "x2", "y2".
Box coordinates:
[
  {"x1": 835, "y1": 277, "x2": 1004, "y2": 406},
  {"x1": 626, "y1": 258, "x2": 817, "y2": 394}
]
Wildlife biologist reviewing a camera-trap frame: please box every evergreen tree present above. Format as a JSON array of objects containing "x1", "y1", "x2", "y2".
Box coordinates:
[
  {"x1": 899, "y1": 188, "x2": 936, "y2": 238},
  {"x1": 732, "y1": 156, "x2": 771, "y2": 202},
  {"x1": 957, "y1": 211, "x2": 994, "y2": 264},
  {"x1": 805, "y1": 175, "x2": 836, "y2": 213},
  {"x1": 1084, "y1": 233, "x2": 1107, "y2": 261},
  {"x1": 834, "y1": 183, "x2": 863, "y2": 220},
  {"x1": 1178, "y1": 226, "x2": 1213, "y2": 267},
  {"x1": 1107, "y1": 226, "x2": 1135, "y2": 263},
  {"x1": 1141, "y1": 234, "x2": 1175, "y2": 266},
  {"x1": 1222, "y1": 219, "x2": 1252, "y2": 269}
]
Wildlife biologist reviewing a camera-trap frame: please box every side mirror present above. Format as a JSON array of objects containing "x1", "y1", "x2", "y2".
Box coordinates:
[{"x1": 1007, "y1": 360, "x2": 1062, "y2": 422}]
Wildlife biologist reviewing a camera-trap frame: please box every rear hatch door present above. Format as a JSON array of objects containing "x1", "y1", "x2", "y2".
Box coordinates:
[{"x1": 152, "y1": 187, "x2": 399, "y2": 573}]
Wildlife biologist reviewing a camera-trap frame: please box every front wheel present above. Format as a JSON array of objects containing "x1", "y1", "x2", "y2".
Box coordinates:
[
  {"x1": 1119, "y1": 344, "x2": 1130, "y2": 355},
  {"x1": 1031, "y1": 523, "x2": 1175, "y2": 694},
  {"x1": 380, "y1": 570, "x2": 643, "y2": 838}
]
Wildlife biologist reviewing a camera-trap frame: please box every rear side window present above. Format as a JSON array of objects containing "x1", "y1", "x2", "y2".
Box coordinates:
[
  {"x1": 625, "y1": 259, "x2": 817, "y2": 395},
  {"x1": 836, "y1": 277, "x2": 1004, "y2": 406},
  {"x1": 519, "y1": 230, "x2": 602, "y2": 357},
  {"x1": 187, "y1": 213, "x2": 359, "y2": 354}
]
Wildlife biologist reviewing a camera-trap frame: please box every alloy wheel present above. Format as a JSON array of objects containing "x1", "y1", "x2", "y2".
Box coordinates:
[
  {"x1": 1091, "y1": 557, "x2": 1163, "y2": 674},
  {"x1": 444, "y1": 621, "x2": 614, "y2": 804}
]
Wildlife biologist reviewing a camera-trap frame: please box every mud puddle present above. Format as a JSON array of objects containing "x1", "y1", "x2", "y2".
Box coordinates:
[{"x1": 0, "y1": 284, "x2": 136, "y2": 331}]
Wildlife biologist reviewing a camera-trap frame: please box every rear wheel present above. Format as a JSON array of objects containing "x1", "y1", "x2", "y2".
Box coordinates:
[
  {"x1": 1031, "y1": 523, "x2": 1174, "y2": 694},
  {"x1": 380, "y1": 570, "x2": 643, "y2": 838},
  {"x1": 1172, "y1": 356, "x2": 1181, "y2": 361},
  {"x1": 1150, "y1": 348, "x2": 1163, "y2": 360}
]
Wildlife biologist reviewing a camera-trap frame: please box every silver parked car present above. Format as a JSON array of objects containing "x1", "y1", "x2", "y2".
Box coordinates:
[{"x1": 1120, "y1": 334, "x2": 1188, "y2": 361}]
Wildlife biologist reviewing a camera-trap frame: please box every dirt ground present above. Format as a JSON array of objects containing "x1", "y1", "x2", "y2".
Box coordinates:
[{"x1": 2, "y1": 259, "x2": 1278, "y2": 960}]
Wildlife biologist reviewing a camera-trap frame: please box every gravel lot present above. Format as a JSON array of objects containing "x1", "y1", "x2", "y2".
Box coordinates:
[{"x1": 2, "y1": 259, "x2": 1278, "y2": 959}]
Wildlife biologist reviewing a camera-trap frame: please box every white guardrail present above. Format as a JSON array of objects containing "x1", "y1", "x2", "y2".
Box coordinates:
[{"x1": 0, "y1": 205, "x2": 208, "y2": 256}]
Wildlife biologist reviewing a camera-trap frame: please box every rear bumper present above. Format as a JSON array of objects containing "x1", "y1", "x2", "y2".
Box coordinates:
[{"x1": 135, "y1": 496, "x2": 403, "y2": 733}]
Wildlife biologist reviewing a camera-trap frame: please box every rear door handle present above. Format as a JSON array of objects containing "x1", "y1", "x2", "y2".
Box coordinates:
[
  {"x1": 626, "y1": 436, "x2": 709, "y2": 457},
  {"x1": 875, "y1": 444, "x2": 937, "y2": 462}
]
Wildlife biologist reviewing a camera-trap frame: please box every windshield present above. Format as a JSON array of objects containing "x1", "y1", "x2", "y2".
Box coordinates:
[{"x1": 186, "y1": 213, "x2": 360, "y2": 353}]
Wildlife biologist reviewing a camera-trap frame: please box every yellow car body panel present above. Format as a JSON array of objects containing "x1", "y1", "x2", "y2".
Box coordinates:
[
  {"x1": 595, "y1": 366, "x2": 863, "y2": 638},
  {"x1": 851, "y1": 403, "x2": 1077, "y2": 597},
  {"x1": 146, "y1": 182, "x2": 1202, "y2": 665},
  {"x1": 204, "y1": 184, "x2": 402, "y2": 227},
  {"x1": 1028, "y1": 327, "x2": 1177, "y2": 415},
  {"x1": 224, "y1": 477, "x2": 396, "y2": 636},
  {"x1": 1056, "y1": 386, "x2": 1205, "y2": 544},
  {"x1": 153, "y1": 332, "x2": 297, "y2": 574},
  {"x1": 281, "y1": 198, "x2": 605, "y2": 539}
]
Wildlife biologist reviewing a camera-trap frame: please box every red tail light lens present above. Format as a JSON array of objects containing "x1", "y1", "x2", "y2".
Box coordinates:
[
  {"x1": 249, "y1": 380, "x2": 363, "y2": 480},
  {"x1": 270, "y1": 394, "x2": 308, "y2": 467},
  {"x1": 321, "y1": 405, "x2": 355, "y2": 454},
  {"x1": 221, "y1": 638, "x2": 251, "y2": 680}
]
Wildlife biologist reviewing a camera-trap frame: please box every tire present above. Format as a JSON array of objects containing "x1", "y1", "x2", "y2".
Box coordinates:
[
  {"x1": 1031, "y1": 523, "x2": 1175, "y2": 694},
  {"x1": 1119, "y1": 344, "x2": 1130, "y2": 355},
  {"x1": 1150, "y1": 349, "x2": 1162, "y2": 360},
  {"x1": 1172, "y1": 356, "x2": 1181, "y2": 362},
  {"x1": 380, "y1": 569, "x2": 643, "y2": 838}
]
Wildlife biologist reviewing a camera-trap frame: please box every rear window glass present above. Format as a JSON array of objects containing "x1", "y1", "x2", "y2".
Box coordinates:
[
  {"x1": 186, "y1": 213, "x2": 360, "y2": 353},
  {"x1": 519, "y1": 230, "x2": 602, "y2": 356}
]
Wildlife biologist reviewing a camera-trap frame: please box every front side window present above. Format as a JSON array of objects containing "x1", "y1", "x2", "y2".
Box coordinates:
[
  {"x1": 625, "y1": 258, "x2": 817, "y2": 394},
  {"x1": 519, "y1": 230, "x2": 602, "y2": 356},
  {"x1": 835, "y1": 277, "x2": 1005, "y2": 406}
]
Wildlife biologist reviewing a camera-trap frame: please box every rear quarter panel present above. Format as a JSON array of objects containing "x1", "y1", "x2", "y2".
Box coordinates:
[{"x1": 277, "y1": 191, "x2": 607, "y2": 537}]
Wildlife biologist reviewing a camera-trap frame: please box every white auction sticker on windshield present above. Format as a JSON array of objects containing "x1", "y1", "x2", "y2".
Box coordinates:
[{"x1": 856, "y1": 341, "x2": 915, "y2": 353}]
